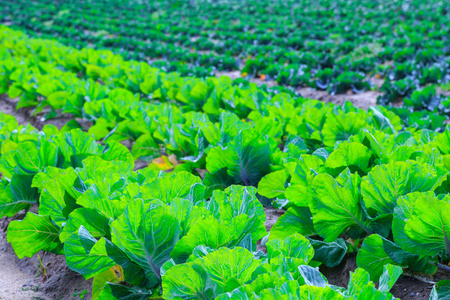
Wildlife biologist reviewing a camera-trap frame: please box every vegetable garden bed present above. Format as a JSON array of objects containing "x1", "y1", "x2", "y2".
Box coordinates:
[{"x1": 1, "y1": 0, "x2": 450, "y2": 299}]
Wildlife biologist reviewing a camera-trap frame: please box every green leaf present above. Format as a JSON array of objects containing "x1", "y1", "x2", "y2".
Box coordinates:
[
  {"x1": 324, "y1": 142, "x2": 372, "y2": 175},
  {"x1": 13, "y1": 142, "x2": 46, "y2": 174},
  {"x1": 391, "y1": 193, "x2": 441, "y2": 275},
  {"x1": 100, "y1": 283, "x2": 153, "y2": 300},
  {"x1": 241, "y1": 273, "x2": 283, "y2": 297},
  {"x1": 131, "y1": 133, "x2": 160, "y2": 160},
  {"x1": 430, "y1": 280, "x2": 450, "y2": 300},
  {"x1": 284, "y1": 156, "x2": 323, "y2": 207},
  {"x1": 434, "y1": 126, "x2": 450, "y2": 154},
  {"x1": 266, "y1": 234, "x2": 315, "y2": 265},
  {"x1": 37, "y1": 178, "x2": 67, "y2": 227},
  {"x1": 312, "y1": 172, "x2": 369, "y2": 242},
  {"x1": 76, "y1": 182, "x2": 121, "y2": 220},
  {"x1": 78, "y1": 156, "x2": 133, "y2": 184},
  {"x1": 361, "y1": 161, "x2": 445, "y2": 215},
  {"x1": 171, "y1": 214, "x2": 261, "y2": 263},
  {"x1": 298, "y1": 265, "x2": 327, "y2": 287},
  {"x1": 356, "y1": 234, "x2": 395, "y2": 281},
  {"x1": 169, "y1": 198, "x2": 212, "y2": 236},
  {"x1": 404, "y1": 195, "x2": 450, "y2": 258},
  {"x1": 345, "y1": 265, "x2": 400, "y2": 298},
  {"x1": 60, "y1": 208, "x2": 110, "y2": 243},
  {"x1": 357, "y1": 233, "x2": 436, "y2": 281},
  {"x1": 163, "y1": 247, "x2": 260, "y2": 299},
  {"x1": 10, "y1": 174, "x2": 39, "y2": 204},
  {"x1": 7, "y1": 213, "x2": 61, "y2": 259},
  {"x1": 300, "y1": 285, "x2": 345, "y2": 299},
  {"x1": 140, "y1": 171, "x2": 202, "y2": 203},
  {"x1": 64, "y1": 94, "x2": 85, "y2": 117},
  {"x1": 64, "y1": 226, "x2": 115, "y2": 279},
  {"x1": 308, "y1": 238, "x2": 348, "y2": 268},
  {"x1": 111, "y1": 200, "x2": 180, "y2": 286},
  {"x1": 57, "y1": 129, "x2": 100, "y2": 168},
  {"x1": 392, "y1": 192, "x2": 428, "y2": 253},
  {"x1": 345, "y1": 268, "x2": 371, "y2": 296},
  {"x1": 0, "y1": 175, "x2": 39, "y2": 218},
  {"x1": 205, "y1": 185, "x2": 265, "y2": 227},
  {"x1": 370, "y1": 107, "x2": 401, "y2": 134},
  {"x1": 0, "y1": 184, "x2": 31, "y2": 218},
  {"x1": 378, "y1": 264, "x2": 403, "y2": 292},
  {"x1": 47, "y1": 91, "x2": 69, "y2": 109},
  {"x1": 206, "y1": 129, "x2": 271, "y2": 186},
  {"x1": 33, "y1": 167, "x2": 78, "y2": 226},
  {"x1": 200, "y1": 111, "x2": 248, "y2": 147},
  {"x1": 322, "y1": 112, "x2": 367, "y2": 147},
  {"x1": 104, "y1": 239, "x2": 148, "y2": 288},
  {"x1": 382, "y1": 237, "x2": 436, "y2": 275},
  {"x1": 162, "y1": 260, "x2": 218, "y2": 300},
  {"x1": 203, "y1": 168, "x2": 234, "y2": 196},
  {"x1": 60, "y1": 119, "x2": 82, "y2": 133},
  {"x1": 257, "y1": 169, "x2": 289, "y2": 199},
  {"x1": 101, "y1": 141, "x2": 135, "y2": 166},
  {"x1": 269, "y1": 206, "x2": 316, "y2": 240}
]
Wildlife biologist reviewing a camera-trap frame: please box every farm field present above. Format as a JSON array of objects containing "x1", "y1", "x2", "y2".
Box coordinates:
[{"x1": 0, "y1": 0, "x2": 450, "y2": 299}]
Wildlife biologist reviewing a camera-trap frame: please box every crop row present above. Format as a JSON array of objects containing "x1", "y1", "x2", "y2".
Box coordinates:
[
  {"x1": 1, "y1": 112, "x2": 416, "y2": 299},
  {"x1": 2, "y1": 0, "x2": 450, "y2": 100},
  {"x1": 0, "y1": 26, "x2": 450, "y2": 299},
  {"x1": 2, "y1": 110, "x2": 444, "y2": 299}
]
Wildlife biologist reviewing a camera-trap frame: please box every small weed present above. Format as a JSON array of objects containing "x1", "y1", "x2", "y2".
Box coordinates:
[
  {"x1": 34, "y1": 255, "x2": 48, "y2": 280},
  {"x1": 440, "y1": 82, "x2": 450, "y2": 91},
  {"x1": 72, "y1": 289, "x2": 87, "y2": 299}
]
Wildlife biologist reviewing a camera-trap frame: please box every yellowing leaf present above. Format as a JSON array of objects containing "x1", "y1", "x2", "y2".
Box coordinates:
[
  {"x1": 148, "y1": 155, "x2": 174, "y2": 171},
  {"x1": 92, "y1": 265, "x2": 124, "y2": 299}
]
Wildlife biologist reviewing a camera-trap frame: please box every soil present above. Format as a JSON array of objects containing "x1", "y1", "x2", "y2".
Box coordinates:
[
  {"x1": 437, "y1": 87, "x2": 450, "y2": 98},
  {"x1": 0, "y1": 94, "x2": 33, "y2": 127},
  {"x1": 0, "y1": 94, "x2": 91, "y2": 130},
  {"x1": 0, "y1": 222, "x2": 41, "y2": 300},
  {"x1": 215, "y1": 71, "x2": 382, "y2": 110},
  {"x1": 263, "y1": 207, "x2": 285, "y2": 232},
  {"x1": 296, "y1": 87, "x2": 380, "y2": 110},
  {"x1": 216, "y1": 70, "x2": 241, "y2": 80}
]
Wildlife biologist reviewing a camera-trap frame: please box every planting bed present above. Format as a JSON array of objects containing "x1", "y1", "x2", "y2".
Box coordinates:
[{"x1": 0, "y1": 1, "x2": 450, "y2": 299}]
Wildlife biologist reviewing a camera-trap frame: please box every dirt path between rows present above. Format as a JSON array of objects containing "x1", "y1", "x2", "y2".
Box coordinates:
[
  {"x1": 0, "y1": 230, "x2": 41, "y2": 300},
  {"x1": 216, "y1": 71, "x2": 382, "y2": 110},
  {"x1": 0, "y1": 94, "x2": 90, "y2": 130}
]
